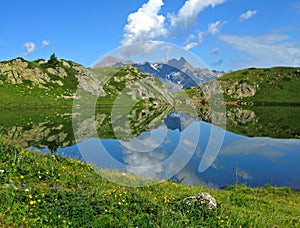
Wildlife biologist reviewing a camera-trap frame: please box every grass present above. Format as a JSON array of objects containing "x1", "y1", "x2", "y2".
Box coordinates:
[
  {"x1": 217, "y1": 66, "x2": 300, "y2": 104},
  {"x1": 0, "y1": 83, "x2": 74, "y2": 107},
  {"x1": 183, "y1": 66, "x2": 300, "y2": 105},
  {"x1": 1, "y1": 142, "x2": 300, "y2": 227}
]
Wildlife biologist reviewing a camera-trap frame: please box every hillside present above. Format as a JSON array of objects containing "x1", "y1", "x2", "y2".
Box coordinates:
[
  {"x1": 184, "y1": 66, "x2": 300, "y2": 105},
  {"x1": 216, "y1": 67, "x2": 300, "y2": 104},
  {"x1": 0, "y1": 55, "x2": 101, "y2": 107},
  {"x1": 0, "y1": 56, "x2": 172, "y2": 108}
]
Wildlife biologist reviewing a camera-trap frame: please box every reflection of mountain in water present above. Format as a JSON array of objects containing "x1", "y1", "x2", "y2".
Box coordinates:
[
  {"x1": 224, "y1": 106, "x2": 300, "y2": 139},
  {"x1": 0, "y1": 109, "x2": 75, "y2": 151},
  {"x1": 190, "y1": 105, "x2": 300, "y2": 139},
  {"x1": 1, "y1": 104, "x2": 299, "y2": 153},
  {"x1": 74, "y1": 104, "x2": 173, "y2": 142},
  {"x1": 0, "y1": 104, "x2": 172, "y2": 150},
  {"x1": 164, "y1": 110, "x2": 199, "y2": 132}
]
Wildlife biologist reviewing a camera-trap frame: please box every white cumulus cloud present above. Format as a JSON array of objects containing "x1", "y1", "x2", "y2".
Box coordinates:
[
  {"x1": 183, "y1": 32, "x2": 204, "y2": 50},
  {"x1": 183, "y1": 42, "x2": 199, "y2": 51},
  {"x1": 121, "y1": 0, "x2": 167, "y2": 46},
  {"x1": 220, "y1": 33, "x2": 300, "y2": 68},
  {"x1": 23, "y1": 42, "x2": 36, "y2": 55},
  {"x1": 207, "y1": 20, "x2": 226, "y2": 35},
  {"x1": 42, "y1": 40, "x2": 50, "y2": 48},
  {"x1": 170, "y1": 0, "x2": 227, "y2": 29},
  {"x1": 239, "y1": 10, "x2": 257, "y2": 22}
]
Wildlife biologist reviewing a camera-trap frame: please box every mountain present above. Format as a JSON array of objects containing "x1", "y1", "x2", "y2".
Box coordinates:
[
  {"x1": 0, "y1": 56, "x2": 172, "y2": 108},
  {"x1": 0, "y1": 56, "x2": 174, "y2": 146},
  {"x1": 94, "y1": 56, "x2": 225, "y2": 91},
  {"x1": 94, "y1": 56, "x2": 134, "y2": 67},
  {"x1": 0, "y1": 55, "x2": 105, "y2": 106},
  {"x1": 133, "y1": 57, "x2": 225, "y2": 90},
  {"x1": 184, "y1": 66, "x2": 300, "y2": 106},
  {"x1": 216, "y1": 67, "x2": 300, "y2": 104}
]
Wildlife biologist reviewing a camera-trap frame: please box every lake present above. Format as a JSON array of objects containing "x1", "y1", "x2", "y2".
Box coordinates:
[{"x1": 1, "y1": 106, "x2": 299, "y2": 189}]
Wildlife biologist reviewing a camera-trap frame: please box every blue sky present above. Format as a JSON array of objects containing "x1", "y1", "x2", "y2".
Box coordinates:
[{"x1": 1, "y1": 0, "x2": 300, "y2": 71}]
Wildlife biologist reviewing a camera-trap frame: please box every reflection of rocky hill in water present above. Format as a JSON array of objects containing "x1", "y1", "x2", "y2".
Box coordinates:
[
  {"x1": 0, "y1": 123, "x2": 73, "y2": 151},
  {"x1": 74, "y1": 105, "x2": 173, "y2": 142},
  {"x1": 0, "y1": 105, "x2": 173, "y2": 150},
  {"x1": 191, "y1": 105, "x2": 300, "y2": 139},
  {"x1": 224, "y1": 106, "x2": 300, "y2": 139},
  {"x1": 0, "y1": 110, "x2": 75, "y2": 150}
]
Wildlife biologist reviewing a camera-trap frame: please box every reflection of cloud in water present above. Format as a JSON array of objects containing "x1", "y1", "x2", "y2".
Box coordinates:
[
  {"x1": 175, "y1": 164, "x2": 220, "y2": 189},
  {"x1": 120, "y1": 125, "x2": 168, "y2": 152},
  {"x1": 123, "y1": 148, "x2": 167, "y2": 179},
  {"x1": 122, "y1": 121, "x2": 200, "y2": 179},
  {"x1": 182, "y1": 138, "x2": 197, "y2": 148},
  {"x1": 175, "y1": 166, "x2": 203, "y2": 185},
  {"x1": 211, "y1": 160, "x2": 224, "y2": 170},
  {"x1": 238, "y1": 170, "x2": 253, "y2": 180},
  {"x1": 220, "y1": 137, "x2": 300, "y2": 160},
  {"x1": 123, "y1": 149, "x2": 168, "y2": 167}
]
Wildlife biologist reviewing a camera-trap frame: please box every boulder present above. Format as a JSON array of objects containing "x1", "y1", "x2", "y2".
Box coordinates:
[{"x1": 182, "y1": 192, "x2": 217, "y2": 210}]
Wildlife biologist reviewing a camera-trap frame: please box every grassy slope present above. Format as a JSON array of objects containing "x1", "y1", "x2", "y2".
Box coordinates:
[
  {"x1": 0, "y1": 83, "x2": 74, "y2": 107},
  {"x1": 0, "y1": 59, "x2": 169, "y2": 108},
  {"x1": 218, "y1": 67, "x2": 300, "y2": 103},
  {"x1": 1, "y1": 143, "x2": 299, "y2": 227},
  {"x1": 0, "y1": 58, "x2": 78, "y2": 107}
]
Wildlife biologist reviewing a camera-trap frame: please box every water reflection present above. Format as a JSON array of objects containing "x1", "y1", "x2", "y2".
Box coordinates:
[{"x1": 1, "y1": 107, "x2": 299, "y2": 188}]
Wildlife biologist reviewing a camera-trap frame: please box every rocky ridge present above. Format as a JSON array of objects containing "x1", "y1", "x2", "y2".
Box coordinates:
[
  {"x1": 0, "y1": 57, "x2": 104, "y2": 97},
  {"x1": 94, "y1": 56, "x2": 225, "y2": 91}
]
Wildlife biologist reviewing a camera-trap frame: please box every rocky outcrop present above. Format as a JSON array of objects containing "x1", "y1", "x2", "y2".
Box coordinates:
[
  {"x1": 182, "y1": 192, "x2": 218, "y2": 210},
  {"x1": 200, "y1": 80, "x2": 257, "y2": 100},
  {"x1": 0, "y1": 58, "x2": 51, "y2": 88},
  {"x1": 221, "y1": 80, "x2": 257, "y2": 98},
  {"x1": 73, "y1": 65, "x2": 106, "y2": 97},
  {"x1": 102, "y1": 65, "x2": 174, "y2": 105},
  {"x1": 0, "y1": 57, "x2": 104, "y2": 97}
]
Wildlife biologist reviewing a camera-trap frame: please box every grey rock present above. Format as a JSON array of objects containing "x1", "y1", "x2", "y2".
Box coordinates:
[{"x1": 182, "y1": 192, "x2": 217, "y2": 210}]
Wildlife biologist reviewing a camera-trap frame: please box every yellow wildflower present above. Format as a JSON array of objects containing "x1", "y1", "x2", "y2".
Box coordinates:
[{"x1": 29, "y1": 200, "x2": 36, "y2": 205}]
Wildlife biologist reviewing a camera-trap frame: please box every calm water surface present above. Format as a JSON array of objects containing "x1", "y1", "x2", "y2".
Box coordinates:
[{"x1": 18, "y1": 107, "x2": 299, "y2": 189}]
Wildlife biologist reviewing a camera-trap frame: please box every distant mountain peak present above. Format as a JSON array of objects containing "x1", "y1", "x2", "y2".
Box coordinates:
[
  {"x1": 94, "y1": 56, "x2": 225, "y2": 91},
  {"x1": 94, "y1": 56, "x2": 134, "y2": 68},
  {"x1": 167, "y1": 57, "x2": 193, "y2": 71}
]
